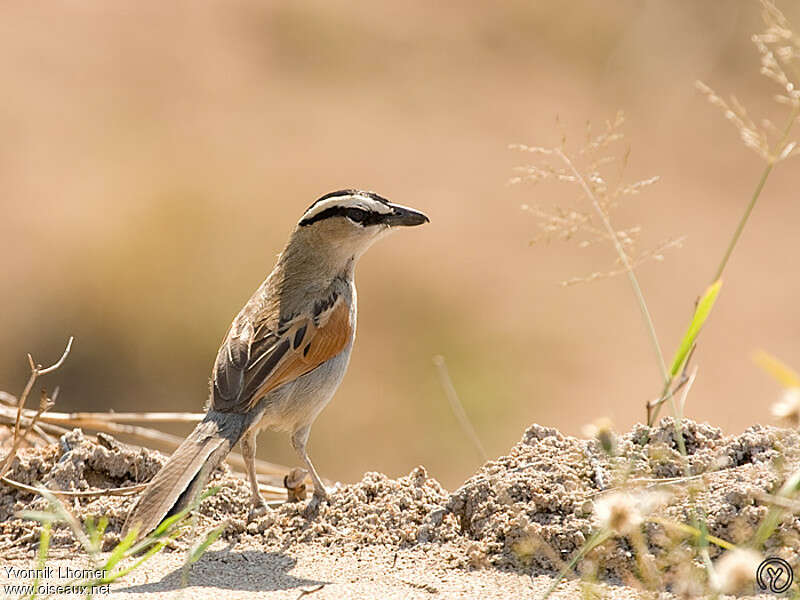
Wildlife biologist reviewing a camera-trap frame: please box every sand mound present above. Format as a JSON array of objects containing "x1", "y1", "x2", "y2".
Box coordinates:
[
  {"x1": 441, "y1": 418, "x2": 800, "y2": 586},
  {"x1": 0, "y1": 429, "x2": 164, "y2": 554},
  {"x1": 236, "y1": 467, "x2": 457, "y2": 548},
  {"x1": 0, "y1": 430, "x2": 457, "y2": 558},
  {"x1": 2, "y1": 419, "x2": 800, "y2": 592}
]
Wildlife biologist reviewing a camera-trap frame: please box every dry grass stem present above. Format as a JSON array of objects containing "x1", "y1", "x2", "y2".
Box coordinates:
[
  {"x1": 45, "y1": 411, "x2": 206, "y2": 424},
  {"x1": 647, "y1": 344, "x2": 697, "y2": 426},
  {"x1": 0, "y1": 402, "x2": 290, "y2": 479},
  {"x1": 698, "y1": 0, "x2": 800, "y2": 282},
  {"x1": 433, "y1": 355, "x2": 487, "y2": 462},
  {"x1": 1, "y1": 475, "x2": 148, "y2": 497},
  {"x1": 511, "y1": 114, "x2": 676, "y2": 384}
]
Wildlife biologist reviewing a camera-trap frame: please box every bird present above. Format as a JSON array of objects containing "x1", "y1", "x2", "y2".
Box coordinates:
[{"x1": 124, "y1": 189, "x2": 429, "y2": 538}]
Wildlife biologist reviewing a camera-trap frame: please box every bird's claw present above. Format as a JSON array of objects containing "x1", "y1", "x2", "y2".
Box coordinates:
[
  {"x1": 248, "y1": 498, "x2": 271, "y2": 521},
  {"x1": 302, "y1": 491, "x2": 329, "y2": 519}
]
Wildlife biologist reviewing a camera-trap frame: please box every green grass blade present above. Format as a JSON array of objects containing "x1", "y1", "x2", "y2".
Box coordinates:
[
  {"x1": 188, "y1": 526, "x2": 223, "y2": 565},
  {"x1": 19, "y1": 510, "x2": 63, "y2": 523},
  {"x1": 753, "y1": 349, "x2": 800, "y2": 387},
  {"x1": 103, "y1": 528, "x2": 138, "y2": 571},
  {"x1": 749, "y1": 467, "x2": 800, "y2": 548},
  {"x1": 779, "y1": 468, "x2": 800, "y2": 496},
  {"x1": 35, "y1": 486, "x2": 95, "y2": 557},
  {"x1": 101, "y1": 540, "x2": 169, "y2": 583},
  {"x1": 150, "y1": 485, "x2": 221, "y2": 538},
  {"x1": 669, "y1": 279, "x2": 722, "y2": 377},
  {"x1": 85, "y1": 515, "x2": 96, "y2": 542},
  {"x1": 96, "y1": 516, "x2": 109, "y2": 538},
  {"x1": 541, "y1": 530, "x2": 612, "y2": 599},
  {"x1": 151, "y1": 511, "x2": 187, "y2": 538},
  {"x1": 31, "y1": 522, "x2": 51, "y2": 600}
]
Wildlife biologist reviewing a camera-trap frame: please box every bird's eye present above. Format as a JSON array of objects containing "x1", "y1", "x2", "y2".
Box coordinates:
[{"x1": 345, "y1": 208, "x2": 367, "y2": 224}]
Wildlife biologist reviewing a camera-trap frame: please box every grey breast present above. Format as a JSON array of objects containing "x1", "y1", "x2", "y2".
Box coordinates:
[{"x1": 253, "y1": 276, "x2": 357, "y2": 433}]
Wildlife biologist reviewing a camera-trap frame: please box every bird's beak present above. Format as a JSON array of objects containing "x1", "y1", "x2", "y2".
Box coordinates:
[{"x1": 384, "y1": 203, "x2": 430, "y2": 227}]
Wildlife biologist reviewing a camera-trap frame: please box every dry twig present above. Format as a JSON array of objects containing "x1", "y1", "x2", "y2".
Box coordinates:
[
  {"x1": 295, "y1": 584, "x2": 326, "y2": 599},
  {"x1": 0, "y1": 337, "x2": 73, "y2": 479}
]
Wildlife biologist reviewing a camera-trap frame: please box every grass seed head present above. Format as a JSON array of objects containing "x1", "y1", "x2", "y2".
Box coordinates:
[
  {"x1": 697, "y1": 0, "x2": 799, "y2": 164},
  {"x1": 593, "y1": 492, "x2": 643, "y2": 536},
  {"x1": 582, "y1": 418, "x2": 617, "y2": 456},
  {"x1": 771, "y1": 387, "x2": 800, "y2": 426},
  {"x1": 711, "y1": 548, "x2": 762, "y2": 594},
  {"x1": 512, "y1": 112, "x2": 682, "y2": 287}
]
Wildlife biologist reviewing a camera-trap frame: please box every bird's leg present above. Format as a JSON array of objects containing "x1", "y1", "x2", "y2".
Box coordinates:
[
  {"x1": 241, "y1": 429, "x2": 269, "y2": 520},
  {"x1": 291, "y1": 425, "x2": 328, "y2": 517}
]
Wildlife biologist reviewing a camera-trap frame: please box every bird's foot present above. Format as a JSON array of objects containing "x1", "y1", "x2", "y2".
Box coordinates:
[
  {"x1": 302, "y1": 490, "x2": 329, "y2": 519},
  {"x1": 248, "y1": 497, "x2": 271, "y2": 521}
]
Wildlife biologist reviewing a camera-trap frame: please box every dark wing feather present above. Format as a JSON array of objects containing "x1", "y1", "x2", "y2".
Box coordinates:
[
  {"x1": 242, "y1": 337, "x2": 290, "y2": 399},
  {"x1": 212, "y1": 317, "x2": 254, "y2": 405},
  {"x1": 211, "y1": 294, "x2": 352, "y2": 413}
]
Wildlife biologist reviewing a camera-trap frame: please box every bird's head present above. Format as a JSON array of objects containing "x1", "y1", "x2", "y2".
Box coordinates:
[{"x1": 288, "y1": 189, "x2": 429, "y2": 269}]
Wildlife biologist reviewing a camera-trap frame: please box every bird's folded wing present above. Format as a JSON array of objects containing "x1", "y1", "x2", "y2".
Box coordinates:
[{"x1": 212, "y1": 295, "x2": 352, "y2": 413}]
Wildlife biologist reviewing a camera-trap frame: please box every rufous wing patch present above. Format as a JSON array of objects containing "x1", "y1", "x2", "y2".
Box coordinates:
[{"x1": 246, "y1": 298, "x2": 352, "y2": 409}]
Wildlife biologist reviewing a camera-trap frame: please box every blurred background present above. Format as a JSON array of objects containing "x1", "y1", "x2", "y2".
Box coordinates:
[{"x1": 1, "y1": 1, "x2": 799, "y2": 490}]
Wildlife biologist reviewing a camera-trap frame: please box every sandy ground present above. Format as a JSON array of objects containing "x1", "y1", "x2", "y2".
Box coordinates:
[
  {"x1": 0, "y1": 543, "x2": 782, "y2": 599},
  {"x1": 0, "y1": 545, "x2": 653, "y2": 600},
  {"x1": 2, "y1": 419, "x2": 799, "y2": 598}
]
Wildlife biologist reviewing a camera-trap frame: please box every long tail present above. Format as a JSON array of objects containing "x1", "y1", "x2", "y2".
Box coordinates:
[{"x1": 124, "y1": 410, "x2": 247, "y2": 539}]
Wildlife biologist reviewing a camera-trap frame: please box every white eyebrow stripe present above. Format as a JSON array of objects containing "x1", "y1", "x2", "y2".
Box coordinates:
[{"x1": 301, "y1": 194, "x2": 393, "y2": 221}]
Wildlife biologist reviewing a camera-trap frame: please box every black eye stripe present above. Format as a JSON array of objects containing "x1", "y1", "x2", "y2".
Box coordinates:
[
  {"x1": 299, "y1": 205, "x2": 387, "y2": 227},
  {"x1": 300, "y1": 189, "x2": 393, "y2": 227},
  {"x1": 345, "y1": 208, "x2": 367, "y2": 222}
]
